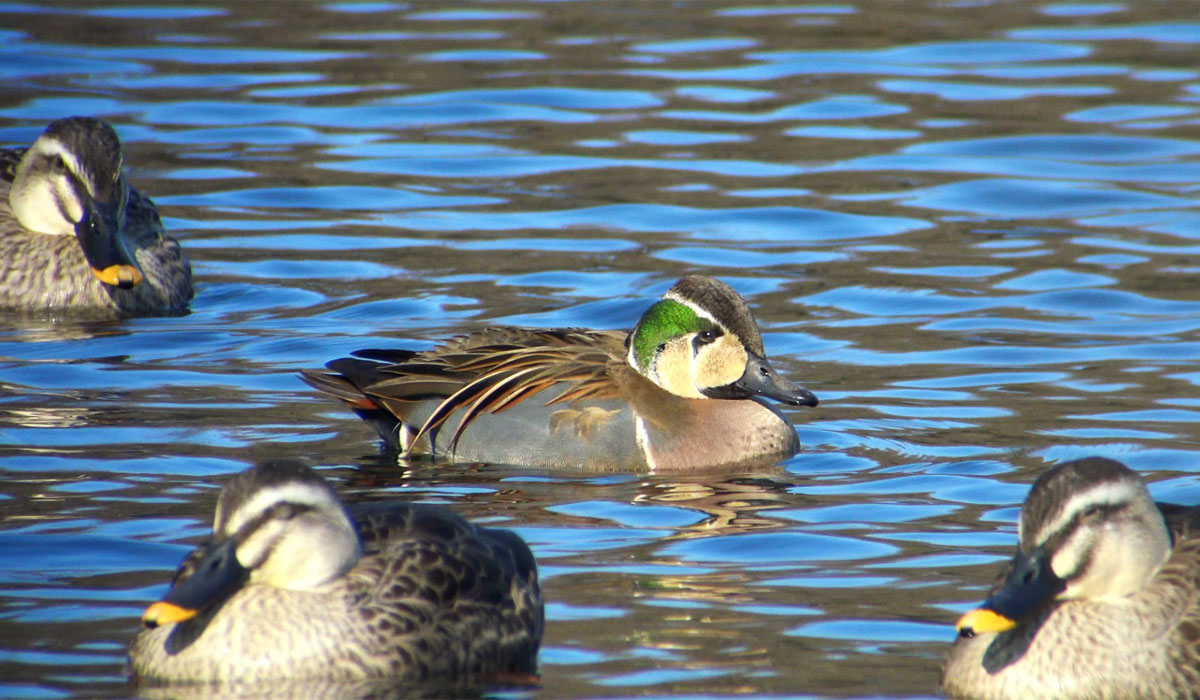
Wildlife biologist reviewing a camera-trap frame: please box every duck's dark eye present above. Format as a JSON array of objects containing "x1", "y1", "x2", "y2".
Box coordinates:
[
  {"x1": 269, "y1": 502, "x2": 299, "y2": 520},
  {"x1": 692, "y1": 328, "x2": 722, "y2": 351}
]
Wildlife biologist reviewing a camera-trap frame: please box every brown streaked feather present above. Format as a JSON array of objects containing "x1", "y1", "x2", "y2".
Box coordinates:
[
  {"x1": 409, "y1": 341, "x2": 621, "y2": 448},
  {"x1": 130, "y1": 463, "x2": 543, "y2": 682},
  {"x1": 440, "y1": 366, "x2": 550, "y2": 450},
  {"x1": 298, "y1": 368, "x2": 381, "y2": 410},
  {"x1": 371, "y1": 377, "x2": 466, "y2": 397},
  {"x1": 302, "y1": 328, "x2": 629, "y2": 454}
]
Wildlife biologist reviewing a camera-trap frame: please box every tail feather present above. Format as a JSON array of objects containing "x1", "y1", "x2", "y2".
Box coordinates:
[{"x1": 298, "y1": 369, "x2": 378, "y2": 409}]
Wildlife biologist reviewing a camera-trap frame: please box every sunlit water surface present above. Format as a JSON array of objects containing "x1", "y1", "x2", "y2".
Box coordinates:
[{"x1": 3, "y1": 1, "x2": 1200, "y2": 698}]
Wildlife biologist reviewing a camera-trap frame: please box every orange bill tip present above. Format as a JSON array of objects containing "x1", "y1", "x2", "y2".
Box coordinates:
[
  {"x1": 142, "y1": 601, "x2": 198, "y2": 627},
  {"x1": 92, "y1": 264, "x2": 144, "y2": 289},
  {"x1": 955, "y1": 607, "x2": 1018, "y2": 635}
]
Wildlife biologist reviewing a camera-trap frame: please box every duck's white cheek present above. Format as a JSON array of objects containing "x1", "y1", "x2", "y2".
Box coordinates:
[{"x1": 12, "y1": 176, "x2": 79, "y2": 235}]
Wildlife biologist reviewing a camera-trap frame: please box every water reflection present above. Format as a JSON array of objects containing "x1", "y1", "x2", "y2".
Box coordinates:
[
  {"x1": 3, "y1": 0, "x2": 1200, "y2": 698},
  {"x1": 639, "y1": 474, "x2": 796, "y2": 538}
]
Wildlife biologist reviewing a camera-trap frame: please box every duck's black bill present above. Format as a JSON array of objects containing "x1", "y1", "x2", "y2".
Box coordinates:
[
  {"x1": 75, "y1": 195, "x2": 143, "y2": 289},
  {"x1": 142, "y1": 538, "x2": 246, "y2": 628},
  {"x1": 714, "y1": 353, "x2": 818, "y2": 407},
  {"x1": 955, "y1": 546, "x2": 1065, "y2": 637}
]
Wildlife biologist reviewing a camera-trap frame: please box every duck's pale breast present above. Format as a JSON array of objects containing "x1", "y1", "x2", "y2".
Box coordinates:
[
  {"x1": 129, "y1": 583, "x2": 366, "y2": 682},
  {"x1": 636, "y1": 397, "x2": 800, "y2": 472}
]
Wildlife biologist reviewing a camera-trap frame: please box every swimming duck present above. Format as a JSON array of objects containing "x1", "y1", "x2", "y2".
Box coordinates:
[
  {"x1": 0, "y1": 116, "x2": 192, "y2": 313},
  {"x1": 942, "y1": 456, "x2": 1200, "y2": 700},
  {"x1": 301, "y1": 275, "x2": 818, "y2": 471},
  {"x1": 129, "y1": 461, "x2": 543, "y2": 683}
]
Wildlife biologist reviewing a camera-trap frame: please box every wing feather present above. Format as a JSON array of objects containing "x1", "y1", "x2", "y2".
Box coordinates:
[{"x1": 301, "y1": 328, "x2": 627, "y2": 454}]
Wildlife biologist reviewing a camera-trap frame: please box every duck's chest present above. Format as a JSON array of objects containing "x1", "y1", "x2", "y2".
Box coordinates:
[
  {"x1": 942, "y1": 596, "x2": 1192, "y2": 700},
  {"x1": 0, "y1": 227, "x2": 114, "y2": 308}
]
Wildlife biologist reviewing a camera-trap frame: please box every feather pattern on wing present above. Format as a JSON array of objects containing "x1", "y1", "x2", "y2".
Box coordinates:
[{"x1": 300, "y1": 328, "x2": 627, "y2": 455}]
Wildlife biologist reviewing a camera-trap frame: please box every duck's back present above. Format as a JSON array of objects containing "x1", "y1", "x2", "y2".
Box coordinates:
[
  {"x1": 129, "y1": 502, "x2": 542, "y2": 683},
  {"x1": 309, "y1": 328, "x2": 641, "y2": 468},
  {"x1": 348, "y1": 502, "x2": 543, "y2": 678}
]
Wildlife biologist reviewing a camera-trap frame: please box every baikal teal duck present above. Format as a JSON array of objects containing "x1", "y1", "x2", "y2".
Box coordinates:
[
  {"x1": 129, "y1": 461, "x2": 543, "y2": 686},
  {"x1": 302, "y1": 275, "x2": 819, "y2": 471},
  {"x1": 942, "y1": 457, "x2": 1200, "y2": 700},
  {"x1": 0, "y1": 116, "x2": 192, "y2": 314}
]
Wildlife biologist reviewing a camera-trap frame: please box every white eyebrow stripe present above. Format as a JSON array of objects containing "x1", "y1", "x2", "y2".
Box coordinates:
[
  {"x1": 1027, "y1": 479, "x2": 1141, "y2": 545},
  {"x1": 31, "y1": 139, "x2": 92, "y2": 195},
  {"x1": 663, "y1": 291, "x2": 722, "y2": 328},
  {"x1": 220, "y1": 481, "x2": 337, "y2": 535}
]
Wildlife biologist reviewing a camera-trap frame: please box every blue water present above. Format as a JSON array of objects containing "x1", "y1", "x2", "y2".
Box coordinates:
[{"x1": 3, "y1": 1, "x2": 1200, "y2": 698}]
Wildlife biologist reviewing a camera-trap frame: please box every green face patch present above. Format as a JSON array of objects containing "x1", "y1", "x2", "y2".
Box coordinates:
[{"x1": 631, "y1": 299, "x2": 711, "y2": 370}]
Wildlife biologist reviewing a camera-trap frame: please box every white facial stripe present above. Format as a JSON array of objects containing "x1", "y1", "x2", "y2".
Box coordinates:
[
  {"x1": 245, "y1": 509, "x2": 361, "y2": 590},
  {"x1": 11, "y1": 140, "x2": 91, "y2": 234},
  {"x1": 1028, "y1": 479, "x2": 1141, "y2": 546},
  {"x1": 221, "y1": 481, "x2": 338, "y2": 536},
  {"x1": 663, "y1": 290, "x2": 722, "y2": 328},
  {"x1": 1049, "y1": 486, "x2": 1171, "y2": 600},
  {"x1": 32, "y1": 139, "x2": 92, "y2": 196}
]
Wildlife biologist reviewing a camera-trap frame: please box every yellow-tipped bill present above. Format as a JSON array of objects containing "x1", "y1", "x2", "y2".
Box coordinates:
[
  {"x1": 92, "y1": 264, "x2": 144, "y2": 289},
  {"x1": 142, "y1": 600, "x2": 198, "y2": 627},
  {"x1": 956, "y1": 607, "x2": 1017, "y2": 635}
]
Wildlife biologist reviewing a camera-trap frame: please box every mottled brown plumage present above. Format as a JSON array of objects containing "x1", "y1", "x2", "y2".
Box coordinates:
[
  {"x1": 0, "y1": 117, "x2": 192, "y2": 313},
  {"x1": 943, "y1": 457, "x2": 1200, "y2": 699},
  {"x1": 129, "y1": 462, "x2": 542, "y2": 684}
]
